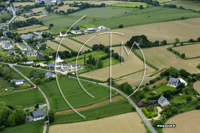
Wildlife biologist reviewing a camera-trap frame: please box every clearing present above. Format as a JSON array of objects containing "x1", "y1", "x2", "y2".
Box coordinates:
[
  {"x1": 193, "y1": 81, "x2": 200, "y2": 94},
  {"x1": 135, "y1": 45, "x2": 200, "y2": 73},
  {"x1": 74, "y1": 18, "x2": 200, "y2": 46},
  {"x1": 80, "y1": 46, "x2": 154, "y2": 81},
  {"x1": 163, "y1": 110, "x2": 200, "y2": 133},
  {"x1": 173, "y1": 44, "x2": 200, "y2": 58},
  {"x1": 49, "y1": 112, "x2": 146, "y2": 133},
  {"x1": 46, "y1": 40, "x2": 69, "y2": 51}
]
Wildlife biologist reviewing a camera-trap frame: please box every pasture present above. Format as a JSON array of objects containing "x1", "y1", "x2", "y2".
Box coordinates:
[
  {"x1": 55, "y1": 5, "x2": 78, "y2": 12},
  {"x1": 80, "y1": 46, "x2": 153, "y2": 81},
  {"x1": 46, "y1": 40, "x2": 69, "y2": 51},
  {"x1": 0, "y1": 88, "x2": 45, "y2": 107},
  {"x1": 17, "y1": 25, "x2": 48, "y2": 33},
  {"x1": 70, "y1": 7, "x2": 133, "y2": 18},
  {"x1": 163, "y1": 110, "x2": 200, "y2": 133},
  {"x1": 173, "y1": 44, "x2": 200, "y2": 58},
  {"x1": 32, "y1": 7, "x2": 45, "y2": 13},
  {"x1": 135, "y1": 45, "x2": 200, "y2": 73},
  {"x1": 112, "y1": 2, "x2": 149, "y2": 8},
  {"x1": 193, "y1": 81, "x2": 200, "y2": 94},
  {"x1": 49, "y1": 112, "x2": 146, "y2": 133},
  {"x1": 74, "y1": 17, "x2": 200, "y2": 46},
  {"x1": 13, "y1": 2, "x2": 35, "y2": 6},
  {"x1": 1, "y1": 120, "x2": 44, "y2": 133},
  {"x1": 62, "y1": 38, "x2": 90, "y2": 51},
  {"x1": 39, "y1": 77, "x2": 116, "y2": 111}
]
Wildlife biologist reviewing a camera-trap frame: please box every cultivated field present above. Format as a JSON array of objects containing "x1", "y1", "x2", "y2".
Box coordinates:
[
  {"x1": 173, "y1": 44, "x2": 200, "y2": 58},
  {"x1": 80, "y1": 46, "x2": 154, "y2": 81},
  {"x1": 17, "y1": 25, "x2": 48, "y2": 33},
  {"x1": 163, "y1": 110, "x2": 200, "y2": 133},
  {"x1": 55, "y1": 5, "x2": 78, "y2": 12},
  {"x1": 112, "y1": 2, "x2": 149, "y2": 8},
  {"x1": 46, "y1": 40, "x2": 69, "y2": 51},
  {"x1": 49, "y1": 112, "x2": 146, "y2": 133},
  {"x1": 193, "y1": 81, "x2": 200, "y2": 94},
  {"x1": 74, "y1": 18, "x2": 200, "y2": 46},
  {"x1": 32, "y1": 7, "x2": 45, "y2": 13},
  {"x1": 13, "y1": 2, "x2": 34, "y2": 6},
  {"x1": 15, "y1": 15, "x2": 47, "y2": 21},
  {"x1": 135, "y1": 45, "x2": 200, "y2": 73},
  {"x1": 62, "y1": 38, "x2": 90, "y2": 51},
  {"x1": 64, "y1": 1, "x2": 139, "y2": 5}
]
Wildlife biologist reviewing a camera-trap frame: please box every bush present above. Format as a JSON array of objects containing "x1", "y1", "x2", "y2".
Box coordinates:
[
  {"x1": 119, "y1": 24, "x2": 123, "y2": 28},
  {"x1": 142, "y1": 107, "x2": 150, "y2": 118},
  {"x1": 181, "y1": 53, "x2": 185, "y2": 58},
  {"x1": 143, "y1": 86, "x2": 150, "y2": 92},
  {"x1": 186, "y1": 95, "x2": 192, "y2": 101},
  {"x1": 195, "y1": 105, "x2": 200, "y2": 110}
]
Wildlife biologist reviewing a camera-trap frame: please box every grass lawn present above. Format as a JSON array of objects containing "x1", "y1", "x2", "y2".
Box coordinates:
[
  {"x1": 39, "y1": 77, "x2": 117, "y2": 111},
  {"x1": 18, "y1": 43, "x2": 26, "y2": 47},
  {"x1": 39, "y1": 48, "x2": 54, "y2": 56},
  {"x1": 0, "y1": 88, "x2": 45, "y2": 107},
  {"x1": 13, "y1": 65, "x2": 49, "y2": 78},
  {"x1": 112, "y1": 3, "x2": 149, "y2": 8},
  {"x1": 1, "y1": 120, "x2": 44, "y2": 133},
  {"x1": 170, "y1": 94, "x2": 197, "y2": 104},
  {"x1": 52, "y1": 100, "x2": 133, "y2": 124}
]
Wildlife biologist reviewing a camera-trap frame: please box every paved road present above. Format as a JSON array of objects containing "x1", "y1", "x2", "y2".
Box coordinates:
[{"x1": 2, "y1": 5, "x2": 16, "y2": 26}]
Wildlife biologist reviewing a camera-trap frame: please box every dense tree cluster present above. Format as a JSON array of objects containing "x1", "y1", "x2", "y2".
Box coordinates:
[
  {"x1": 118, "y1": 82, "x2": 133, "y2": 95},
  {"x1": 9, "y1": 18, "x2": 43, "y2": 29},
  {"x1": 116, "y1": 0, "x2": 159, "y2": 6},
  {"x1": 0, "y1": 101, "x2": 26, "y2": 131}
]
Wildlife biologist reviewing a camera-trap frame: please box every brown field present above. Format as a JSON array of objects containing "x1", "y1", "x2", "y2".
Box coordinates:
[
  {"x1": 15, "y1": 15, "x2": 47, "y2": 21},
  {"x1": 173, "y1": 44, "x2": 200, "y2": 58},
  {"x1": 55, "y1": 5, "x2": 79, "y2": 12},
  {"x1": 32, "y1": 7, "x2": 45, "y2": 13},
  {"x1": 135, "y1": 45, "x2": 200, "y2": 73},
  {"x1": 193, "y1": 81, "x2": 200, "y2": 93},
  {"x1": 163, "y1": 110, "x2": 200, "y2": 133},
  {"x1": 13, "y1": 2, "x2": 35, "y2": 6},
  {"x1": 46, "y1": 40, "x2": 69, "y2": 52},
  {"x1": 49, "y1": 112, "x2": 146, "y2": 133},
  {"x1": 62, "y1": 38, "x2": 90, "y2": 51},
  {"x1": 17, "y1": 25, "x2": 48, "y2": 33},
  {"x1": 80, "y1": 46, "x2": 154, "y2": 81},
  {"x1": 73, "y1": 18, "x2": 200, "y2": 47}
]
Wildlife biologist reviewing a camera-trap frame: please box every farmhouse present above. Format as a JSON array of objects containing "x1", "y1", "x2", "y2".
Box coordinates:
[
  {"x1": 21, "y1": 45, "x2": 31, "y2": 51},
  {"x1": 98, "y1": 25, "x2": 107, "y2": 30},
  {"x1": 167, "y1": 77, "x2": 181, "y2": 88},
  {"x1": 3, "y1": 44, "x2": 14, "y2": 49},
  {"x1": 71, "y1": 30, "x2": 82, "y2": 35},
  {"x1": 29, "y1": 110, "x2": 46, "y2": 122},
  {"x1": 33, "y1": 31, "x2": 42, "y2": 36},
  {"x1": 8, "y1": 50, "x2": 15, "y2": 55},
  {"x1": 71, "y1": 63, "x2": 81, "y2": 70},
  {"x1": 85, "y1": 28, "x2": 97, "y2": 32},
  {"x1": 0, "y1": 37, "x2": 10, "y2": 43},
  {"x1": 60, "y1": 31, "x2": 67, "y2": 36},
  {"x1": 158, "y1": 95, "x2": 170, "y2": 107},
  {"x1": 21, "y1": 33, "x2": 33, "y2": 40},
  {"x1": 27, "y1": 51, "x2": 37, "y2": 57},
  {"x1": 34, "y1": 36, "x2": 43, "y2": 40},
  {"x1": 45, "y1": 72, "x2": 55, "y2": 78},
  {"x1": 11, "y1": 79, "x2": 26, "y2": 85}
]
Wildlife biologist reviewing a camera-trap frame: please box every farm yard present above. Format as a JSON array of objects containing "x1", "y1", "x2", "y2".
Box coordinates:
[
  {"x1": 16, "y1": 25, "x2": 48, "y2": 33},
  {"x1": 135, "y1": 45, "x2": 200, "y2": 73},
  {"x1": 80, "y1": 46, "x2": 154, "y2": 81},
  {"x1": 172, "y1": 44, "x2": 200, "y2": 58},
  {"x1": 74, "y1": 17, "x2": 200, "y2": 46},
  {"x1": 193, "y1": 81, "x2": 200, "y2": 94},
  {"x1": 46, "y1": 40, "x2": 69, "y2": 51},
  {"x1": 49, "y1": 112, "x2": 146, "y2": 133},
  {"x1": 163, "y1": 110, "x2": 200, "y2": 133},
  {"x1": 39, "y1": 77, "x2": 116, "y2": 111}
]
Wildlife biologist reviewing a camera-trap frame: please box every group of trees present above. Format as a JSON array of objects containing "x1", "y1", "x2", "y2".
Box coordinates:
[
  {"x1": 9, "y1": 18, "x2": 43, "y2": 29},
  {"x1": 118, "y1": 0, "x2": 159, "y2": 6},
  {"x1": 86, "y1": 54, "x2": 103, "y2": 68},
  {"x1": 118, "y1": 82, "x2": 133, "y2": 95},
  {"x1": 0, "y1": 13, "x2": 13, "y2": 23},
  {"x1": 0, "y1": 101, "x2": 26, "y2": 131},
  {"x1": 0, "y1": 65, "x2": 15, "y2": 85}
]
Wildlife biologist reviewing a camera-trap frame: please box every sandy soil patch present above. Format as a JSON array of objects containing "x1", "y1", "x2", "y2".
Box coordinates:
[
  {"x1": 163, "y1": 110, "x2": 200, "y2": 133},
  {"x1": 62, "y1": 38, "x2": 90, "y2": 51},
  {"x1": 173, "y1": 44, "x2": 200, "y2": 58},
  {"x1": 193, "y1": 81, "x2": 200, "y2": 94},
  {"x1": 49, "y1": 112, "x2": 146, "y2": 133},
  {"x1": 56, "y1": 95, "x2": 124, "y2": 115},
  {"x1": 73, "y1": 18, "x2": 200, "y2": 46},
  {"x1": 46, "y1": 40, "x2": 69, "y2": 52}
]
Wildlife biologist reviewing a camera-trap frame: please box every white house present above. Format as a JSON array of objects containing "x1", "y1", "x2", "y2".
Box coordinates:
[
  {"x1": 11, "y1": 79, "x2": 25, "y2": 85},
  {"x1": 60, "y1": 31, "x2": 67, "y2": 36},
  {"x1": 85, "y1": 28, "x2": 97, "y2": 32},
  {"x1": 21, "y1": 33, "x2": 33, "y2": 40},
  {"x1": 27, "y1": 51, "x2": 37, "y2": 57},
  {"x1": 0, "y1": 37, "x2": 10, "y2": 43},
  {"x1": 167, "y1": 77, "x2": 181, "y2": 88},
  {"x1": 158, "y1": 95, "x2": 170, "y2": 107},
  {"x1": 29, "y1": 110, "x2": 46, "y2": 122},
  {"x1": 98, "y1": 25, "x2": 106, "y2": 30},
  {"x1": 2, "y1": 44, "x2": 14, "y2": 49},
  {"x1": 71, "y1": 30, "x2": 82, "y2": 35},
  {"x1": 45, "y1": 72, "x2": 55, "y2": 78},
  {"x1": 21, "y1": 45, "x2": 31, "y2": 51}
]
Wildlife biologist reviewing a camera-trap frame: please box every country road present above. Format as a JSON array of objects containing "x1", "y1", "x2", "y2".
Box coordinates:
[{"x1": 2, "y1": 5, "x2": 16, "y2": 26}]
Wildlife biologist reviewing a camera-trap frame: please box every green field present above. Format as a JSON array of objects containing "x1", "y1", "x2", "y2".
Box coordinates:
[
  {"x1": 70, "y1": 7, "x2": 133, "y2": 18},
  {"x1": 0, "y1": 88, "x2": 45, "y2": 107},
  {"x1": 1, "y1": 120, "x2": 44, "y2": 133},
  {"x1": 112, "y1": 3, "x2": 149, "y2": 8},
  {"x1": 19, "y1": 43, "x2": 26, "y2": 47},
  {"x1": 39, "y1": 77, "x2": 116, "y2": 111},
  {"x1": 52, "y1": 100, "x2": 133, "y2": 124}
]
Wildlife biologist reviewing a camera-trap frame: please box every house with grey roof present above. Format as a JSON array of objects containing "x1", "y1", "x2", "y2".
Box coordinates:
[
  {"x1": 71, "y1": 30, "x2": 82, "y2": 35},
  {"x1": 0, "y1": 37, "x2": 10, "y2": 43},
  {"x1": 98, "y1": 25, "x2": 107, "y2": 30},
  {"x1": 30, "y1": 110, "x2": 46, "y2": 122},
  {"x1": 1, "y1": 26, "x2": 9, "y2": 30},
  {"x1": 34, "y1": 36, "x2": 43, "y2": 40},
  {"x1": 60, "y1": 31, "x2": 67, "y2": 36},
  {"x1": 11, "y1": 79, "x2": 25, "y2": 85},
  {"x1": 45, "y1": 72, "x2": 55, "y2": 78},
  {"x1": 3, "y1": 31, "x2": 9, "y2": 35},
  {"x1": 85, "y1": 28, "x2": 97, "y2": 32},
  {"x1": 27, "y1": 51, "x2": 37, "y2": 57},
  {"x1": 33, "y1": 31, "x2": 42, "y2": 36},
  {"x1": 8, "y1": 50, "x2": 15, "y2": 55},
  {"x1": 36, "y1": 42, "x2": 45, "y2": 49},
  {"x1": 42, "y1": 10, "x2": 47, "y2": 14},
  {"x1": 168, "y1": 77, "x2": 181, "y2": 88},
  {"x1": 21, "y1": 45, "x2": 32, "y2": 51},
  {"x1": 3, "y1": 44, "x2": 14, "y2": 49},
  {"x1": 158, "y1": 95, "x2": 170, "y2": 107},
  {"x1": 21, "y1": 33, "x2": 33, "y2": 40}
]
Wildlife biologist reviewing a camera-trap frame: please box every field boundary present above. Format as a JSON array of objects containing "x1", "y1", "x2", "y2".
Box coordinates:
[
  {"x1": 69, "y1": 37, "x2": 92, "y2": 49},
  {"x1": 149, "y1": 68, "x2": 166, "y2": 77},
  {"x1": 51, "y1": 40, "x2": 75, "y2": 52}
]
